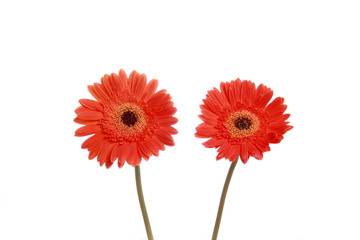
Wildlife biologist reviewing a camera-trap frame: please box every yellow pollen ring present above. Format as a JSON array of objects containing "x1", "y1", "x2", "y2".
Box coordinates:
[
  {"x1": 112, "y1": 103, "x2": 147, "y2": 134},
  {"x1": 225, "y1": 110, "x2": 260, "y2": 138}
]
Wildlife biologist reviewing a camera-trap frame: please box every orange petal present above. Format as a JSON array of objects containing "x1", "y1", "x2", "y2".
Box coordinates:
[
  {"x1": 97, "y1": 142, "x2": 114, "y2": 166},
  {"x1": 118, "y1": 143, "x2": 130, "y2": 166},
  {"x1": 93, "y1": 83, "x2": 109, "y2": 101},
  {"x1": 109, "y1": 144, "x2": 120, "y2": 163},
  {"x1": 118, "y1": 69, "x2": 128, "y2": 90},
  {"x1": 87, "y1": 85, "x2": 104, "y2": 101},
  {"x1": 77, "y1": 110, "x2": 103, "y2": 120},
  {"x1": 109, "y1": 73, "x2": 122, "y2": 92},
  {"x1": 75, "y1": 106, "x2": 87, "y2": 114},
  {"x1": 128, "y1": 71, "x2": 140, "y2": 94},
  {"x1": 152, "y1": 136, "x2": 165, "y2": 151},
  {"x1": 75, "y1": 125, "x2": 102, "y2": 136},
  {"x1": 74, "y1": 118, "x2": 98, "y2": 125},
  {"x1": 127, "y1": 142, "x2": 141, "y2": 166},
  {"x1": 143, "y1": 137, "x2": 159, "y2": 156},
  {"x1": 138, "y1": 142, "x2": 151, "y2": 160},
  {"x1": 79, "y1": 99, "x2": 103, "y2": 112},
  {"x1": 105, "y1": 144, "x2": 119, "y2": 168},
  {"x1": 81, "y1": 134, "x2": 104, "y2": 149},
  {"x1": 101, "y1": 74, "x2": 114, "y2": 96},
  {"x1": 89, "y1": 148, "x2": 100, "y2": 160}
]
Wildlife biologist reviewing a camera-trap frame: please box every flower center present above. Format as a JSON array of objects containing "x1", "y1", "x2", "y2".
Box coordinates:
[
  {"x1": 234, "y1": 117, "x2": 252, "y2": 130},
  {"x1": 101, "y1": 102, "x2": 151, "y2": 142},
  {"x1": 225, "y1": 110, "x2": 260, "y2": 138},
  {"x1": 121, "y1": 110, "x2": 138, "y2": 127}
]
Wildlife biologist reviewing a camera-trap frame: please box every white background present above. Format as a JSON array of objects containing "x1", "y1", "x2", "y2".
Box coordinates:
[{"x1": 1, "y1": 1, "x2": 359, "y2": 239}]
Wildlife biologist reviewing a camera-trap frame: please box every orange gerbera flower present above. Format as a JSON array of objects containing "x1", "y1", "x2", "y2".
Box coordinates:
[
  {"x1": 74, "y1": 69, "x2": 178, "y2": 168},
  {"x1": 195, "y1": 79, "x2": 292, "y2": 164}
]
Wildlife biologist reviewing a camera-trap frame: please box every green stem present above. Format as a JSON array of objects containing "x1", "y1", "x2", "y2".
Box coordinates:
[
  {"x1": 135, "y1": 165, "x2": 154, "y2": 240},
  {"x1": 212, "y1": 157, "x2": 239, "y2": 240}
]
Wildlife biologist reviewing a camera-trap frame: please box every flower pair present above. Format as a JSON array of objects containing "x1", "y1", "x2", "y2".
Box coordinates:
[
  {"x1": 74, "y1": 69, "x2": 293, "y2": 240},
  {"x1": 74, "y1": 69, "x2": 292, "y2": 167}
]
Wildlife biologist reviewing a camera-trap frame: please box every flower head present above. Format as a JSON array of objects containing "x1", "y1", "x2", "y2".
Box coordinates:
[
  {"x1": 74, "y1": 69, "x2": 178, "y2": 168},
  {"x1": 195, "y1": 79, "x2": 292, "y2": 164}
]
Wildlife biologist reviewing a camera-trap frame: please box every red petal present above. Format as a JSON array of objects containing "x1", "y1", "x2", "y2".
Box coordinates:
[
  {"x1": 146, "y1": 89, "x2": 167, "y2": 108},
  {"x1": 128, "y1": 71, "x2": 140, "y2": 94},
  {"x1": 203, "y1": 138, "x2": 225, "y2": 148},
  {"x1": 134, "y1": 74, "x2": 147, "y2": 97},
  {"x1": 254, "y1": 84, "x2": 274, "y2": 109},
  {"x1": 220, "y1": 81, "x2": 231, "y2": 103},
  {"x1": 195, "y1": 123, "x2": 214, "y2": 138},
  {"x1": 155, "y1": 129, "x2": 175, "y2": 146},
  {"x1": 200, "y1": 105, "x2": 218, "y2": 120},
  {"x1": 208, "y1": 87, "x2": 230, "y2": 109},
  {"x1": 156, "y1": 107, "x2": 177, "y2": 117},
  {"x1": 118, "y1": 161, "x2": 125, "y2": 168},
  {"x1": 142, "y1": 79, "x2": 159, "y2": 101},
  {"x1": 266, "y1": 97, "x2": 285, "y2": 112},
  {"x1": 240, "y1": 144, "x2": 249, "y2": 163},
  {"x1": 229, "y1": 152, "x2": 238, "y2": 162},
  {"x1": 158, "y1": 117, "x2": 178, "y2": 126},
  {"x1": 160, "y1": 126, "x2": 178, "y2": 135}
]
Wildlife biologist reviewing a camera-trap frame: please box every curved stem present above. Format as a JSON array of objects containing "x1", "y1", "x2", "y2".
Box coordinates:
[
  {"x1": 135, "y1": 165, "x2": 154, "y2": 240},
  {"x1": 212, "y1": 157, "x2": 239, "y2": 240}
]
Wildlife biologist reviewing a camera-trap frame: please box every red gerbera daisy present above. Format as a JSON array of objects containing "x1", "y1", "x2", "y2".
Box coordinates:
[
  {"x1": 74, "y1": 69, "x2": 178, "y2": 168},
  {"x1": 195, "y1": 79, "x2": 292, "y2": 164}
]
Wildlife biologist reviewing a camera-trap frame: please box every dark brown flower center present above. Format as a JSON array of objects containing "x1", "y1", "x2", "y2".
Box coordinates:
[
  {"x1": 121, "y1": 111, "x2": 138, "y2": 126},
  {"x1": 234, "y1": 117, "x2": 252, "y2": 130}
]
